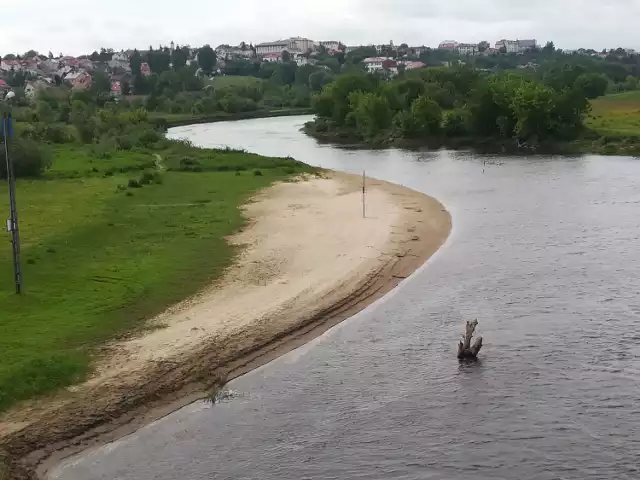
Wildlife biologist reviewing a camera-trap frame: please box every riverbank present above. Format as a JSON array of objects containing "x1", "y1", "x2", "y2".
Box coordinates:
[
  {"x1": 151, "y1": 107, "x2": 313, "y2": 129},
  {"x1": 0, "y1": 171, "x2": 450, "y2": 479},
  {"x1": 304, "y1": 121, "x2": 640, "y2": 156}
]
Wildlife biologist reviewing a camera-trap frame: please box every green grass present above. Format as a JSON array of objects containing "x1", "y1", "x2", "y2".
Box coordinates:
[
  {"x1": 209, "y1": 75, "x2": 264, "y2": 89},
  {"x1": 0, "y1": 143, "x2": 313, "y2": 412},
  {"x1": 587, "y1": 91, "x2": 640, "y2": 137}
]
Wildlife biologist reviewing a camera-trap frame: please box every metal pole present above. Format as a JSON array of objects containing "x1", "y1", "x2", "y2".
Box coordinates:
[
  {"x1": 3, "y1": 115, "x2": 23, "y2": 294},
  {"x1": 362, "y1": 170, "x2": 366, "y2": 218}
]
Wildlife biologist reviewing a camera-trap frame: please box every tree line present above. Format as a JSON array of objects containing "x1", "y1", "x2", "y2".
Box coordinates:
[{"x1": 307, "y1": 65, "x2": 597, "y2": 146}]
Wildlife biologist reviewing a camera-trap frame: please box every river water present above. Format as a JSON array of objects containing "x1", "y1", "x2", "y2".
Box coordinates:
[{"x1": 50, "y1": 116, "x2": 640, "y2": 480}]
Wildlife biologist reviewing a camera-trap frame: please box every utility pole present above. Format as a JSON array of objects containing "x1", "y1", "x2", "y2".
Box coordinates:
[{"x1": 3, "y1": 111, "x2": 23, "y2": 294}]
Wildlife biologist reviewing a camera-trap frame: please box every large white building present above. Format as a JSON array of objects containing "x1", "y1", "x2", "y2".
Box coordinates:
[
  {"x1": 256, "y1": 37, "x2": 316, "y2": 56},
  {"x1": 457, "y1": 43, "x2": 478, "y2": 56},
  {"x1": 320, "y1": 41, "x2": 341, "y2": 51},
  {"x1": 256, "y1": 40, "x2": 290, "y2": 55},
  {"x1": 495, "y1": 39, "x2": 537, "y2": 53}
]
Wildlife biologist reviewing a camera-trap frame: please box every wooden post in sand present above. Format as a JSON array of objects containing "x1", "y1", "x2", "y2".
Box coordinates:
[{"x1": 362, "y1": 170, "x2": 366, "y2": 218}]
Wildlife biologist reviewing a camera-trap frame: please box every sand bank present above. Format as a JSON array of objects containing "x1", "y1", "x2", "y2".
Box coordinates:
[{"x1": 0, "y1": 171, "x2": 451, "y2": 479}]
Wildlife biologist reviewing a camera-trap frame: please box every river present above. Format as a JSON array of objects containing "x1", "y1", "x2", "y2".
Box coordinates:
[{"x1": 49, "y1": 116, "x2": 640, "y2": 480}]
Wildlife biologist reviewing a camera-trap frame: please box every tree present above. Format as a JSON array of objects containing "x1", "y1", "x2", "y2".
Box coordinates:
[
  {"x1": 91, "y1": 71, "x2": 112, "y2": 97},
  {"x1": 130, "y1": 49, "x2": 142, "y2": 76},
  {"x1": 89, "y1": 51, "x2": 100, "y2": 62},
  {"x1": 542, "y1": 41, "x2": 556, "y2": 55},
  {"x1": 146, "y1": 47, "x2": 171, "y2": 74},
  {"x1": 121, "y1": 80, "x2": 131, "y2": 96},
  {"x1": 478, "y1": 41, "x2": 490, "y2": 53},
  {"x1": 349, "y1": 92, "x2": 393, "y2": 138},
  {"x1": 623, "y1": 75, "x2": 639, "y2": 91},
  {"x1": 3, "y1": 54, "x2": 16, "y2": 60},
  {"x1": 197, "y1": 45, "x2": 217, "y2": 75},
  {"x1": 48, "y1": 51, "x2": 53, "y2": 59},
  {"x1": 410, "y1": 95, "x2": 442, "y2": 135},
  {"x1": 35, "y1": 100, "x2": 56, "y2": 123},
  {"x1": 282, "y1": 50, "x2": 292, "y2": 63},
  {"x1": 319, "y1": 57, "x2": 340, "y2": 74},
  {"x1": 309, "y1": 70, "x2": 335, "y2": 92},
  {"x1": 573, "y1": 73, "x2": 609, "y2": 99},
  {"x1": 171, "y1": 45, "x2": 189, "y2": 70},
  {"x1": 24, "y1": 50, "x2": 38, "y2": 59}
]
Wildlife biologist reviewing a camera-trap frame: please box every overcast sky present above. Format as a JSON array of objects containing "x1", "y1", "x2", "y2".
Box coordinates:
[{"x1": 2, "y1": 0, "x2": 638, "y2": 56}]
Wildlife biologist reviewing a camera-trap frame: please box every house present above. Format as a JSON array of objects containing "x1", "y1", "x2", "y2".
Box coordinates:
[
  {"x1": 111, "y1": 81, "x2": 122, "y2": 97},
  {"x1": 63, "y1": 69, "x2": 86, "y2": 84},
  {"x1": 71, "y1": 73, "x2": 92, "y2": 91},
  {"x1": 439, "y1": 40, "x2": 458, "y2": 50},
  {"x1": 410, "y1": 46, "x2": 428, "y2": 56},
  {"x1": 375, "y1": 41, "x2": 394, "y2": 54},
  {"x1": 0, "y1": 79, "x2": 10, "y2": 94},
  {"x1": 320, "y1": 41, "x2": 341, "y2": 51},
  {"x1": 404, "y1": 61, "x2": 426, "y2": 70},
  {"x1": 140, "y1": 62, "x2": 151, "y2": 76},
  {"x1": 295, "y1": 55, "x2": 316, "y2": 66},
  {"x1": 262, "y1": 52, "x2": 282, "y2": 63},
  {"x1": 256, "y1": 40, "x2": 289, "y2": 55},
  {"x1": 215, "y1": 44, "x2": 255, "y2": 60},
  {"x1": 495, "y1": 39, "x2": 537, "y2": 53},
  {"x1": 495, "y1": 39, "x2": 520, "y2": 53},
  {"x1": 108, "y1": 57, "x2": 130, "y2": 71},
  {"x1": 363, "y1": 57, "x2": 393, "y2": 73},
  {"x1": 112, "y1": 51, "x2": 129, "y2": 62},
  {"x1": 0, "y1": 59, "x2": 21, "y2": 72},
  {"x1": 344, "y1": 45, "x2": 361, "y2": 53},
  {"x1": 518, "y1": 39, "x2": 537, "y2": 51},
  {"x1": 381, "y1": 59, "x2": 398, "y2": 75},
  {"x1": 256, "y1": 37, "x2": 316, "y2": 56},
  {"x1": 457, "y1": 43, "x2": 478, "y2": 56}
]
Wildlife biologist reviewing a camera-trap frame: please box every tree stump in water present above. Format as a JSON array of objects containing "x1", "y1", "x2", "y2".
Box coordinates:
[{"x1": 457, "y1": 319, "x2": 483, "y2": 360}]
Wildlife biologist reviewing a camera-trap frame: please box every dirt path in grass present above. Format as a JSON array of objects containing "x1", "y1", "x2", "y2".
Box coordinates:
[{"x1": 0, "y1": 171, "x2": 451, "y2": 480}]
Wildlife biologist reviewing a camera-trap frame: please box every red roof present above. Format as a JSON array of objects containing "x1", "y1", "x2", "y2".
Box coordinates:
[
  {"x1": 404, "y1": 61, "x2": 425, "y2": 70},
  {"x1": 0, "y1": 79, "x2": 9, "y2": 88},
  {"x1": 382, "y1": 59, "x2": 397, "y2": 68},
  {"x1": 111, "y1": 81, "x2": 121, "y2": 92}
]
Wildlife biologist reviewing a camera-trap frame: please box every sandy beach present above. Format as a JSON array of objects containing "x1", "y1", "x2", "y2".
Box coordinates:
[{"x1": 0, "y1": 171, "x2": 450, "y2": 479}]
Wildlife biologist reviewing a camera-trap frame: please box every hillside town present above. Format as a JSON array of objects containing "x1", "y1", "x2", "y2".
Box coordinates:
[{"x1": 0, "y1": 36, "x2": 637, "y2": 99}]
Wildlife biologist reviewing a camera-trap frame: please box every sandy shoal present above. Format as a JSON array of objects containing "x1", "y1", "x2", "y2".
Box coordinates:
[{"x1": 0, "y1": 171, "x2": 451, "y2": 479}]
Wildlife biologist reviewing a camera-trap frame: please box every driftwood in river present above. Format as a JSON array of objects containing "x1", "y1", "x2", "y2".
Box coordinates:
[{"x1": 457, "y1": 319, "x2": 483, "y2": 360}]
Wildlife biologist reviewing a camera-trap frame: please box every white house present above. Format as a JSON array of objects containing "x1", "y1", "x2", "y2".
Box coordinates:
[
  {"x1": 404, "y1": 61, "x2": 426, "y2": 70},
  {"x1": 289, "y1": 37, "x2": 316, "y2": 53},
  {"x1": 363, "y1": 57, "x2": 395, "y2": 73},
  {"x1": 457, "y1": 43, "x2": 478, "y2": 56},
  {"x1": 439, "y1": 40, "x2": 458, "y2": 50},
  {"x1": 262, "y1": 52, "x2": 282, "y2": 63},
  {"x1": 112, "y1": 51, "x2": 129, "y2": 62},
  {"x1": 256, "y1": 40, "x2": 290, "y2": 55},
  {"x1": 256, "y1": 37, "x2": 315, "y2": 56},
  {"x1": 320, "y1": 41, "x2": 340, "y2": 51}
]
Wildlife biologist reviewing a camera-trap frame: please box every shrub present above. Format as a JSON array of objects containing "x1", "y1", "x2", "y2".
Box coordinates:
[
  {"x1": 253, "y1": 169, "x2": 263, "y2": 176},
  {"x1": 139, "y1": 171, "x2": 155, "y2": 185},
  {"x1": 127, "y1": 179, "x2": 142, "y2": 188},
  {"x1": 0, "y1": 138, "x2": 52, "y2": 178}
]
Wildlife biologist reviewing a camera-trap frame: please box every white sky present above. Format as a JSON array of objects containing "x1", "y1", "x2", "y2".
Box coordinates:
[{"x1": 2, "y1": 0, "x2": 639, "y2": 56}]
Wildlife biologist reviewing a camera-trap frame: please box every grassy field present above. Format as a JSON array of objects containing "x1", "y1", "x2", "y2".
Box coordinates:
[
  {"x1": 209, "y1": 75, "x2": 264, "y2": 89},
  {"x1": 0, "y1": 143, "x2": 313, "y2": 412},
  {"x1": 587, "y1": 91, "x2": 640, "y2": 137}
]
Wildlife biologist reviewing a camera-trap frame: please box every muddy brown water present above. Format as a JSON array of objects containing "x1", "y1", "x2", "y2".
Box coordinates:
[{"x1": 48, "y1": 116, "x2": 640, "y2": 480}]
